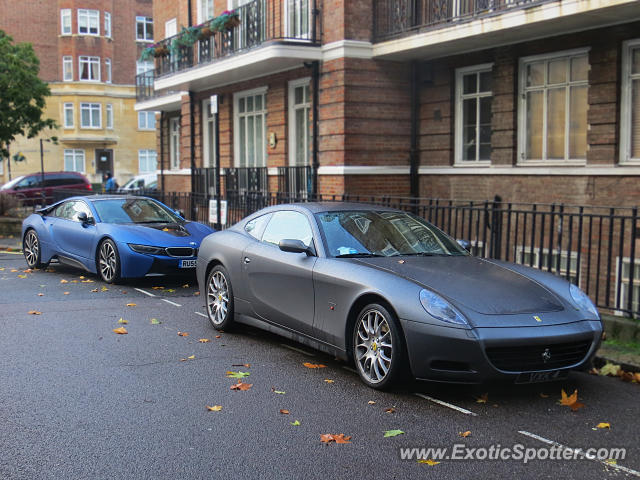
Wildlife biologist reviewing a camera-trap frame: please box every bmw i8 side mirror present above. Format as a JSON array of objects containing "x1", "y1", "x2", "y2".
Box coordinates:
[
  {"x1": 279, "y1": 239, "x2": 315, "y2": 256},
  {"x1": 77, "y1": 212, "x2": 94, "y2": 225}
]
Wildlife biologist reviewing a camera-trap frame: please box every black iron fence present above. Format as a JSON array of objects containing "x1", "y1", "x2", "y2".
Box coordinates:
[
  {"x1": 373, "y1": 0, "x2": 550, "y2": 41},
  {"x1": 45, "y1": 189, "x2": 640, "y2": 318},
  {"x1": 278, "y1": 165, "x2": 313, "y2": 199}
]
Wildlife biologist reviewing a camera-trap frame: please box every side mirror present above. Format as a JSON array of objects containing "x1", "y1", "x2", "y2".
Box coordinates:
[
  {"x1": 279, "y1": 239, "x2": 315, "y2": 256},
  {"x1": 457, "y1": 239, "x2": 471, "y2": 252},
  {"x1": 175, "y1": 209, "x2": 185, "y2": 218},
  {"x1": 78, "y1": 212, "x2": 95, "y2": 225}
]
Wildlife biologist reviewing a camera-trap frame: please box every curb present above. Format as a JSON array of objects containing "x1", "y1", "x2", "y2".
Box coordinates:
[{"x1": 594, "y1": 355, "x2": 640, "y2": 373}]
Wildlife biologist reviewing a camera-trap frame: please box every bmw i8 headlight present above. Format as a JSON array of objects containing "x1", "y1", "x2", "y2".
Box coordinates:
[
  {"x1": 128, "y1": 244, "x2": 165, "y2": 255},
  {"x1": 419, "y1": 289, "x2": 469, "y2": 326},
  {"x1": 569, "y1": 284, "x2": 599, "y2": 319}
]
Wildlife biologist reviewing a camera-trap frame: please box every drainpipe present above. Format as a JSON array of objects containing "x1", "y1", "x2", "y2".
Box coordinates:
[
  {"x1": 160, "y1": 112, "x2": 165, "y2": 195},
  {"x1": 187, "y1": 0, "x2": 192, "y2": 26},
  {"x1": 410, "y1": 61, "x2": 420, "y2": 203},
  {"x1": 189, "y1": 91, "x2": 196, "y2": 218},
  {"x1": 312, "y1": 60, "x2": 320, "y2": 198}
]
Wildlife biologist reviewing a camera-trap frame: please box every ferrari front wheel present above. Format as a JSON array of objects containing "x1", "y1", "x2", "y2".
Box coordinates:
[
  {"x1": 206, "y1": 265, "x2": 235, "y2": 330},
  {"x1": 98, "y1": 239, "x2": 121, "y2": 284},
  {"x1": 353, "y1": 303, "x2": 405, "y2": 390}
]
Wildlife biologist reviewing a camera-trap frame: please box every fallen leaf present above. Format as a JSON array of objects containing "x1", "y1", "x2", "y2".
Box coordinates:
[
  {"x1": 37, "y1": 293, "x2": 44, "y2": 296},
  {"x1": 118, "y1": 318, "x2": 128, "y2": 324},
  {"x1": 206, "y1": 405, "x2": 223, "y2": 411},
  {"x1": 384, "y1": 429, "x2": 404, "y2": 437},
  {"x1": 226, "y1": 371, "x2": 250, "y2": 378},
  {"x1": 162, "y1": 227, "x2": 170, "y2": 232},
  {"x1": 272, "y1": 389, "x2": 286, "y2": 395},
  {"x1": 91, "y1": 288, "x2": 98, "y2": 293},
  {"x1": 182, "y1": 284, "x2": 189, "y2": 288},
  {"x1": 126, "y1": 303, "x2": 137, "y2": 307},
  {"x1": 63, "y1": 291, "x2": 70, "y2": 295},
  {"x1": 620, "y1": 371, "x2": 634, "y2": 382},
  {"x1": 198, "y1": 338, "x2": 210, "y2": 343},
  {"x1": 79, "y1": 276, "x2": 85, "y2": 279},
  {"x1": 605, "y1": 459, "x2": 618, "y2": 466},
  {"x1": 23, "y1": 269, "x2": 33, "y2": 273},
  {"x1": 101, "y1": 286, "x2": 108, "y2": 292},
  {"x1": 177, "y1": 331, "x2": 189, "y2": 337},
  {"x1": 232, "y1": 363, "x2": 250, "y2": 367},
  {"x1": 279, "y1": 409, "x2": 290, "y2": 415},
  {"x1": 10, "y1": 269, "x2": 18, "y2": 272},
  {"x1": 70, "y1": 280, "x2": 78, "y2": 283},
  {"x1": 634, "y1": 373, "x2": 640, "y2": 383},
  {"x1": 384, "y1": 407, "x2": 396, "y2": 413},
  {"x1": 230, "y1": 381, "x2": 253, "y2": 391},
  {"x1": 324, "y1": 379, "x2": 335, "y2": 384},
  {"x1": 60, "y1": 279, "x2": 68, "y2": 283},
  {"x1": 166, "y1": 289, "x2": 175, "y2": 293},
  {"x1": 290, "y1": 420, "x2": 301, "y2": 426},
  {"x1": 539, "y1": 393, "x2": 549, "y2": 398},
  {"x1": 320, "y1": 434, "x2": 351, "y2": 444},
  {"x1": 476, "y1": 393, "x2": 488, "y2": 403},
  {"x1": 599, "y1": 363, "x2": 621, "y2": 377},
  {"x1": 152, "y1": 286, "x2": 164, "y2": 290},
  {"x1": 459, "y1": 431, "x2": 471, "y2": 438},
  {"x1": 188, "y1": 355, "x2": 195, "y2": 360},
  {"x1": 560, "y1": 389, "x2": 585, "y2": 411},
  {"x1": 150, "y1": 318, "x2": 160, "y2": 325},
  {"x1": 215, "y1": 335, "x2": 221, "y2": 339},
  {"x1": 0, "y1": 267, "x2": 5, "y2": 271},
  {"x1": 28, "y1": 310, "x2": 41, "y2": 315},
  {"x1": 112, "y1": 327, "x2": 128, "y2": 334},
  {"x1": 194, "y1": 291, "x2": 200, "y2": 296},
  {"x1": 368, "y1": 400, "x2": 376, "y2": 405},
  {"x1": 82, "y1": 279, "x2": 94, "y2": 283},
  {"x1": 588, "y1": 367, "x2": 599, "y2": 375},
  {"x1": 303, "y1": 362, "x2": 326, "y2": 369},
  {"x1": 418, "y1": 459, "x2": 440, "y2": 466},
  {"x1": 18, "y1": 274, "x2": 27, "y2": 279},
  {"x1": 596, "y1": 422, "x2": 611, "y2": 429}
]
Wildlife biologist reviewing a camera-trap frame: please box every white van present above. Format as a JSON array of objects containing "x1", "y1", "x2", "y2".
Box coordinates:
[{"x1": 118, "y1": 173, "x2": 157, "y2": 192}]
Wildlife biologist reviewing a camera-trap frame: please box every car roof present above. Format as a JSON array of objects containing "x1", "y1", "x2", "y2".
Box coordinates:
[{"x1": 263, "y1": 202, "x2": 401, "y2": 214}]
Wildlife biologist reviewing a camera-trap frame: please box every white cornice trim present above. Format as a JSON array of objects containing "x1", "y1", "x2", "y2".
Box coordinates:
[
  {"x1": 322, "y1": 40, "x2": 374, "y2": 62},
  {"x1": 160, "y1": 169, "x2": 192, "y2": 175},
  {"x1": 135, "y1": 92, "x2": 187, "y2": 112},
  {"x1": 318, "y1": 166, "x2": 410, "y2": 175},
  {"x1": 51, "y1": 89, "x2": 136, "y2": 99},
  {"x1": 317, "y1": 165, "x2": 640, "y2": 176}
]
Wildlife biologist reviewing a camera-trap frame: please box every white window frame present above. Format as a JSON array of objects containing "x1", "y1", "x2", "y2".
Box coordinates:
[
  {"x1": 64, "y1": 149, "x2": 85, "y2": 172},
  {"x1": 79, "y1": 56, "x2": 100, "y2": 82},
  {"x1": 62, "y1": 56, "x2": 73, "y2": 81},
  {"x1": 78, "y1": 9, "x2": 100, "y2": 36},
  {"x1": 288, "y1": 78, "x2": 311, "y2": 167},
  {"x1": 138, "y1": 149, "x2": 158, "y2": 173},
  {"x1": 455, "y1": 63, "x2": 493, "y2": 165},
  {"x1": 170, "y1": 117, "x2": 180, "y2": 170},
  {"x1": 197, "y1": 0, "x2": 214, "y2": 24},
  {"x1": 63, "y1": 103, "x2": 74, "y2": 129},
  {"x1": 517, "y1": 48, "x2": 590, "y2": 165},
  {"x1": 164, "y1": 18, "x2": 177, "y2": 39},
  {"x1": 284, "y1": 0, "x2": 311, "y2": 40},
  {"x1": 136, "y1": 61, "x2": 154, "y2": 76},
  {"x1": 105, "y1": 58, "x2": 112, "y2": 83},
  {"x1": 137, "y1": 16, "x2": 154, "y2": 42},
  {"x1": 202, "y1": 98, "x2": 217, "y2": 169},
  {"x1": 106, "y1": 104, "x2": 113, "y2": 129},
  {"x1": 227, "y1": 0, "x2": 253, "y2": 8},
  {"x1": 80, "y1": 103, "x2": 102, "y2": 129},
  {"x1": 138, "y1": 111, "x2": 156, "y2": 130},
  {"x1": 61, "y1": 9, "x2": 72, "y2": 35},
  {"x1": 234, "y1": 86, "x2": 268, "y2": 168},
  {"x1": 104, "y1": 12, "x2": 112, "y2": 38},
  {"x1": 615, "y1": 256, "x2": 640, "y2": 316},
  {"x1": 620, "y1": 39, "x2": 640, "y2": 164}
]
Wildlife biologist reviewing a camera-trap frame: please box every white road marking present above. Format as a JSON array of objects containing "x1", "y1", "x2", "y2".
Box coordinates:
[
  {"x1": 162, "y1": 299, "x2": 182, "y2": 307},
  {"x1": 414, "y1": 393, "x2": 478, "y2": 416},
  {"x1": 134, "y1": 288, "x2": 155, "y2": 297},
  {"x1": 195, "y1": 311, "x2": 208, "y2": 318},
  {"x1": 518, "y1": 430, "x2": 640, "y2": 477},
  {"x1": 342, "y1": 366, "x2": 357, "y2": 374},
  {"x1": 280, "y1": 343, "x2": 315, "y2": 356}
]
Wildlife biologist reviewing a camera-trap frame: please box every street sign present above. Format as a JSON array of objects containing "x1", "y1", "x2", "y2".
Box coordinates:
[{"x1": 209, "y1": 199, "x2": 227, "y2": 225}]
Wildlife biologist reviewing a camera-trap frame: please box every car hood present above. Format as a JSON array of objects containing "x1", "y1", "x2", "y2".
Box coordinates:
[
  {"x1": 108, "y1": 222, "x2": 213, "y2": 246},
  {"x1": 353, "y1": 256, "x2": 564, "y2": 315}
]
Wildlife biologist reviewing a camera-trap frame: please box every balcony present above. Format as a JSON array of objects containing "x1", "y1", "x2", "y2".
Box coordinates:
[
  {"x1": 372, "y1": 0, "x2": 640, "y2": 60},
  {"x1": 139, "y1": 0, "x2": 321, "y2": 100}
]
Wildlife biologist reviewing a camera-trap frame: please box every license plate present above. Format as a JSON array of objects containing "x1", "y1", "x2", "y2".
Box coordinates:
[
  {"x1": 515, "y1": 369, "x2": 569, "y2": 384},
  {"x1": 179, "y1": 259, "x2": 197, "y2": 268}
]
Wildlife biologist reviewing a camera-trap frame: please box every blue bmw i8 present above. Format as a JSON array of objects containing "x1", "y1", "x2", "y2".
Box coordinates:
[{"x1": 21, "y1": 195, "x2": 215, "y2": 283}]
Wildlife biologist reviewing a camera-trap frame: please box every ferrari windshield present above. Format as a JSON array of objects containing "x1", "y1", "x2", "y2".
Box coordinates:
[
  {"x1": 316, "y1": 210, "x2": 468, "y2": 257},
  {"x1": 93, "y1": 198, "x2": 182, "y2": 224}
]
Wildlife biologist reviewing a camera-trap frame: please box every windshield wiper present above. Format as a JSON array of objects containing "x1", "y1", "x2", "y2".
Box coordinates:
[
  {"x1": 335, "y1": 252, "x2": 384, "y2": 258},
  {"x1": 391, "y1": 252, "x2": 447, "y2": 257}
]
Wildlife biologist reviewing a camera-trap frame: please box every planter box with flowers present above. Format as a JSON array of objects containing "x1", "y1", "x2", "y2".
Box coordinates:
[{"x1": 211, "y1": 10, "x2": 241, "y2": 33}]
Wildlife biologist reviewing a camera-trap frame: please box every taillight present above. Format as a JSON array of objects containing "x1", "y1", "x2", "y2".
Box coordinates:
[{"x1": 86, "y1": 184, "x2": 92, "y2": 190}]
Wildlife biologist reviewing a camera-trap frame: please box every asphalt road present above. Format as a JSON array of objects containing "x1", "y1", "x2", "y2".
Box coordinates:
[{"x1": 1, "y1": 250, "x2": 640, "y2": 480}]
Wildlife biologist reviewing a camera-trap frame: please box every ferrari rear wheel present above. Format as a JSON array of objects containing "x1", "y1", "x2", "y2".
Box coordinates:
[
  {"x1": 206, "y1": 265, "x2": 235, "y2": 330},
  {"x1": 98, "y1": 239, "x2": 121, "y2": 284},
  {"x1": 23, "y1": 229, "x2": 48, "y2": 269},
  {"x1": 353, "y1": 303, "x2": 405, "y2": 390}
]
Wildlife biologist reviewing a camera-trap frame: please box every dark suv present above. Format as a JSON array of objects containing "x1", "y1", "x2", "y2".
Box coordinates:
[{"x1": 0, "y1": 172, "x2": 92, "y2": 205}]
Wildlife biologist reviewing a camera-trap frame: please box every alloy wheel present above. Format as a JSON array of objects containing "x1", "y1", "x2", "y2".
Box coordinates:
[
  {"x1": 207, "y1": 271, "x2": 229, "y2": 326},
  {"x1": 355, "y1": 308, "x2": 393, "y2": 384},
  {"x1": 24, "y1": 231, "x2": 39, "y2": 268},
  {"x1": 99, "y1": 241, "x2": 117, "y2": 283}
]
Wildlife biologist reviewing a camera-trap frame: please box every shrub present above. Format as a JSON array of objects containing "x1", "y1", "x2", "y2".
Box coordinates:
[{"x1": 0, "y1": 193, "x2": 20, "y2": 216}]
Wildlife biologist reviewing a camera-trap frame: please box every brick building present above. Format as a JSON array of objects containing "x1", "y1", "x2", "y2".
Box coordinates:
[
  {"x1": 0, "y1": 0, "x2": 157, "y2": 186},
  {"x1": 135, "y1": 0, "x2": 640, "y2": 207}
]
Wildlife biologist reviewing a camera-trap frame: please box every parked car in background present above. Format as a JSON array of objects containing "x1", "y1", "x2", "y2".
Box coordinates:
[
  {"x1": 22, "y1": 195, "x2": 215, "y2": 283},
  {"x1": 197, "y1": 203, "x2": 602, "y2": 390},
  {"x1": 118, "y1": 173, "x2": 157, "y2": 193},
  {"x1": 0, "y1": 172, "x2": 92, "y2": 206}
]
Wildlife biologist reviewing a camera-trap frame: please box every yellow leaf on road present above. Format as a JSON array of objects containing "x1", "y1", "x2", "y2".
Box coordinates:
[
  {"x1": 476, "y1": 393, "x2": 488, "y2": 403},
  {"x1": 112, "y1": 327, "x2": 128, "y2": 334},
  {"x1": 596, "y1": 422, "x2": 611, "y2": 429},
  {"x1": 177, "y1": 331, "x2": 189, "y2": 337},
  {"x1": 418, "y1": 459, "x2": 440, "y2": 466},
  {"x1": 63, "y1": 292, "x2": 70, "y2": 295},
  {"x1": 18, "y1": 274, "x2": 27, "y2": 279},
  {"x1": 60, "y1": 279, "x2": 68, "y2": 283},
  {"x1": 198, "y1": 338, "x2": 210, "y2": 343},
  {"x1": 37, "y1": 293, "x2": 44, "y2": 296},
  {"x1": 118, "y1": 318, "x2": 128, "y2": 324},
  {"x1": 188, "y1": 355, "x2": 195, "y2": 360},
  {"x1": 560, "y1": 389, "x2": 585, "y2": 411},
  {"x1": 101, "y1": 286, "x2": 108, "y2": 292},
  {"x1": 324, "y1": 379, "x2": 334, "y2": 384},
  {"x1": 126, "y1": 303, "x2": 136, "y2": 307},
  {"x1": 28, "y1": 310, "x2": 41, "y2": 315},
  {"x1": 303, "y1": 362, "x2": 326, "y2": 369},
  {"x1": 91, "y1": 288, "x2": 98, "y2": 293},
  {"x1": 279, "y1": 409, "x2": 290, "y2": 415},
  {"x1": 368, "y1": 400, "x2": 376, "y2": 405},
  {"x1": 206, "y1": 405, "x2": 222, "y2": 411},
  {"x1": 459, "y1": 431, "x2": 471, "y2": 437}
]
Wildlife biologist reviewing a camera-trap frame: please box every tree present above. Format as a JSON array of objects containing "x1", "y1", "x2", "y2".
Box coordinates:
[{"x1": 0, "y1": 30, "x2": 57, "y2": 162}]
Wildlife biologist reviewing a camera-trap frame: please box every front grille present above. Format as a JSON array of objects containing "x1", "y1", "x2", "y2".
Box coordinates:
[
  {"x1": 486, "y1": 340, "x2": 592, "y2": 372},
  {"x1": 165, "y1": 247, "x2": 196, "y2": 258}
]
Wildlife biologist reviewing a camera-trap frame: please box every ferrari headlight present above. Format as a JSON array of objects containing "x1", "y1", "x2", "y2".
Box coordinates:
[
  {"x1": 128, "y1": 244, "x2": 165, "y2": 255},
  {"x1": 419, "y1": 289, "x2": 469, "y2": 326},
  {"x1": 569, "y1": 284, "x2": 599, "y2": 319}
]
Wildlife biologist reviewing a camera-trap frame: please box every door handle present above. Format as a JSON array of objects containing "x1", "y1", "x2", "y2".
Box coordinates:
[{"x1": 243, "y1": 257, "x2": 251, "y2": 264}]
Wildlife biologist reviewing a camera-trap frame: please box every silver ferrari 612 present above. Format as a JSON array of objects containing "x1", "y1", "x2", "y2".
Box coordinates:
[{"x1": 196, "y1": 203, "x2": 602, "y2": 390}]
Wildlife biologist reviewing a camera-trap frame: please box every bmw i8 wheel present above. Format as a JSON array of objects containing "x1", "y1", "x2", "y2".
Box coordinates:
[
  {"x1": 206, "y1": 265, "x2": 234, "y2": 330},
  {"x1": 98, "y1": 239, "x2": 121, "y2": 284},
  {"x1": 353, "y1": 303, "x2": 405, "y2": 390},
  {"x1": 23, "y1": 229, "x2": 48, "y2": 269}
]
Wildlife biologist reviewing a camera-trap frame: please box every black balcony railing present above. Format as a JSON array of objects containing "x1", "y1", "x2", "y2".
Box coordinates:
[
  {"x1": 194, "y1": 167, "x2": 218, "y2": 196},
  {"x1": 152, "y1": 0, "x2": 318, "y2": 79},
  {"x1": 136, "y1": 72, "x2": 155, "y2": 101},
  {"x1": 278, "y1": 165, "x2": 314, "y2": 199},
  {"x1": 225, "y1": 167, "x2": 269, "y2": 195},
  {"x1": 373, "y1": 0, "x2": 550, "y2": 41}
]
